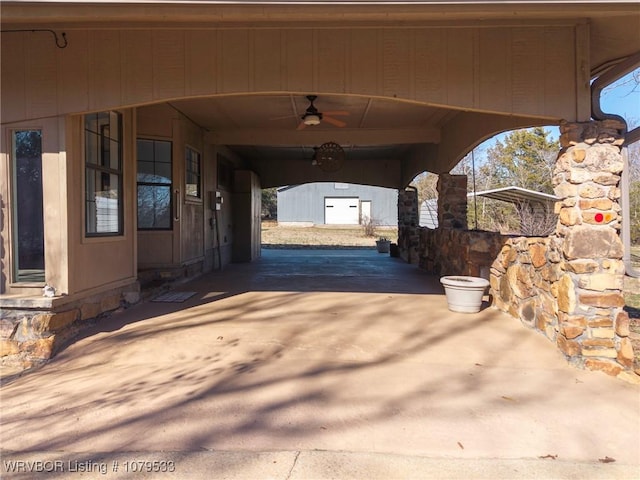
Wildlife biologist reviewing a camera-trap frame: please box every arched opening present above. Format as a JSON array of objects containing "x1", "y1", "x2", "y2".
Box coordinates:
[{"x1": 261, "y1": 182, "x2": 398, "y2": 250}]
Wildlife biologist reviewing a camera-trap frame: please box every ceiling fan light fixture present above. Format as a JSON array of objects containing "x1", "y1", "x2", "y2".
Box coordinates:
[{"x1": 303, "y1": 114, "x2": 321, "y2": 126}]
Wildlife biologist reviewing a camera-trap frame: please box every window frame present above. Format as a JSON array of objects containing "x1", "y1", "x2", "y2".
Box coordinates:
[
  {"x1": 136, "y1": 138, "x2": 173, "y2": 231},
  {"x1": 10, "y1": 128, "x2": 45, "y2": 284},
  {"x1": 185, "y1": 145, "x2": 202, "y2": 200},
  {"x1": 84, "y1": 111, "x2": 124, "y2": 237}
]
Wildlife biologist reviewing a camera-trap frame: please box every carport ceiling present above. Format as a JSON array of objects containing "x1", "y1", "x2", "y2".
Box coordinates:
[{"x1": 170, "y1": 94, "x2": 458, "y2": 168}]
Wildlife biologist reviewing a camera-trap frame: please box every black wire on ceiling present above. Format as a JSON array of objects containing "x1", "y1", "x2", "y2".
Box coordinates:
[{"x1": 0, "y1": 29, "x2": 67, "y2": 49}]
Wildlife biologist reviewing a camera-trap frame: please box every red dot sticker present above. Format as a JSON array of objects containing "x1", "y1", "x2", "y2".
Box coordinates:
[{"x1": 595, "y1": 213, "x2": 604, "y2": 223}]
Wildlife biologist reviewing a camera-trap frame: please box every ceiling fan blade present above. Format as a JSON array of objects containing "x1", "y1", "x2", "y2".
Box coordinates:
[
  {"x1": 296, "y1": 121, "x2": 307, "y2": 130},
  {"x1": 323, "y1": 116, "x2": 347, "y2": 128},
  {"x1": 323, "y1": 110, "x2": 350, "y2": 117}
]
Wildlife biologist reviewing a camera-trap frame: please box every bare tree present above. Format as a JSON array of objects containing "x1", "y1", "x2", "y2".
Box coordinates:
[
  {"x1": 515, "y1": 200, "x2": 558, "y2": 236},
  {"x1": 410, "y1": 172, "x2": 439, "y2": 207}
]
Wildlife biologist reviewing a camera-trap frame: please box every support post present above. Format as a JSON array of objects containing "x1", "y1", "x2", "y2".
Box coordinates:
[{"x1": 553, "y1": 119, "x2": 635, "y2": 379}]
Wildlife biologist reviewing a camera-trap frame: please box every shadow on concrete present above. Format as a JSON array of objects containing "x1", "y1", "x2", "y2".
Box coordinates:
[{"x1": 1, "y1": 250, "x2": 638, "y2": 478}]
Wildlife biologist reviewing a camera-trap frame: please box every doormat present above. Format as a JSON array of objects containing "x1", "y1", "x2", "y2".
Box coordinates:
[{"x1": 152, "y1": 291, "x2": 197, "y2": 303}]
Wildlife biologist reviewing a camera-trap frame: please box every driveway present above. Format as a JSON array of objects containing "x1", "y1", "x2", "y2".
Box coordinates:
[{"x1": 1, "y1": 249, "x2": 639, "y2": 479}]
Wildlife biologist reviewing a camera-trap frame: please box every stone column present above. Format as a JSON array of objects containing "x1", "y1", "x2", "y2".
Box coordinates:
[
  {"x1": 553, "y1": 119, "x2": 635, "y2": 379},
  {"x1": 437, "y1": 174, "x2": 467, "y2": 229},
  {"x1": 397, "y1": 188, "x2": 419, "y2": 263}
]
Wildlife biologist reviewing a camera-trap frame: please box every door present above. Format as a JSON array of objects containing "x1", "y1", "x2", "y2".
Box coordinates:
[
  {"x1": 360, "y1": 200, "x2": 371, "y2": 224},
  {"x1": 12, "y1": 130, "x2": 45, "y2": 282},
  {"x1": 325, "y1": 197, "x2": 359, "y2": 225}
]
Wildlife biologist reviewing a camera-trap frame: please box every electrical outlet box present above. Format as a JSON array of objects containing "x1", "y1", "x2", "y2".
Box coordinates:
[{"x1": 210, "y1": 191, "x2": 223, "y2": 210}]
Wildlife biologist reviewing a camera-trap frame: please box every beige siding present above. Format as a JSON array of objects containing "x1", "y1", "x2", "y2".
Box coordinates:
[
  {"x1": 89, "y1": 31, "x2": 123, "y2": 110},
  {"x1": 1, "y1": 35, "x2": 26, "y2": 121},
  {"x1": 138, "y1": 232, "x2": 174, "y2": 266},
  {"x1": 24, "y1": 35, "x2": 57, "y2": 120},
  {"x1": 445, "y1": 29, "x2": 475, "y2": 107},
  {"x1": 220, "y1": 30, "x2": 251, "y2": 93},
  {"x1": 285, "y1": 29, "x2": 315, "y2": 92},
  {"x1": 252, "y1": 30, "x2": 284, "y2": 92},
  {"x1": 153, "y1": 31, "x2": 186, "y2": 100},
  {"x1": 58, "y1": 30, "x2": 90, "y2": 114},
  {"x1": 0, "y1": 117, "x2": 70, "y2": 295},
  {"x1": 382, "y1": 30, "x2": 413, "y2": 99},
  {"x1": 414, "y1": 30, "x2": 446, "y2": 105},
  {"x1": 67, "y1": 112, "x2": 137, "y2": 295},
  {"x1": 544, "y1": 27, "x2": 578, "y2": 119},
  {"x1": 136, "y1": 104, "x2": 177, "y2": 268},
  {"x1": 123, "y1": 31, "x2": 155, "y2": 106},
  {"x1": 185, "y1": 30, "x2": 218, "y2": 96},
  {"x1": 2, "y1": 25, "x2": 582, "y2": 123},
  {"x1": 317, "y1": 30, "x2": 349, "y2": 94},
  {"x1": 478, "y1": 29, "x2": 511, "y2": 113},
  {"x1": 136, "y1": 104, "x2": 208, "y2": 269},
  {"x1": 42, "y1": 119, "x2": 69, "y2": 295},
  {"x1": 349, "y1": 30, "x2": 380, "y2": 95}
]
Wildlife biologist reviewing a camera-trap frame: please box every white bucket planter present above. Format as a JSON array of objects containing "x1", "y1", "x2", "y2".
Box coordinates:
[{"x1": 440, "y1": 276, "x2": 490, "y2": 313}]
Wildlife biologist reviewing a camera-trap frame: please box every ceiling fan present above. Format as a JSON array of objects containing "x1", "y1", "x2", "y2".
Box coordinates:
[{"x1": 298, "y1": 95, "x2": 348, "y2": 130}]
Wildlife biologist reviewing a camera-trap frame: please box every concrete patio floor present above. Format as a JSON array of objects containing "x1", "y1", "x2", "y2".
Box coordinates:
[{"x1": 1, "y1": 249, "x2": 639, "y2": 479}]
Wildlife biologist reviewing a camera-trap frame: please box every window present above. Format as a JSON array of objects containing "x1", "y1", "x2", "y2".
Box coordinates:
[
  {"x1": 85, "y1": 112, "x2": 123, "y2": 236},
  {"x1": 217, "y1": 154, "x2": 233, "y2": 189},
  {"x1": 185, "y1": 146, "x2": 201, "y2": 198},
  {"x1": 137, "y1": 139, "x2": 172, "y2": 229},
  {"x1": 12, "y1": 130, "x2": 45, "y2": 282}
]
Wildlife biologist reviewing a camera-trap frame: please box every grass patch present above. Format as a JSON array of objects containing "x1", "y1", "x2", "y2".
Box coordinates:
[{"x1": 261, "y1": 221, "x2": 397, "y2": 248}]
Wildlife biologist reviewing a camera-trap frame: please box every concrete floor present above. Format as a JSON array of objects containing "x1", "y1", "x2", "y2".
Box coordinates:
[{"x1": 1, "y1": 249, "x2": 639, "y2": 479}]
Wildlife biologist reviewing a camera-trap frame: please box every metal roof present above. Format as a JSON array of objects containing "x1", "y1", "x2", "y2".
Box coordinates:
[{"x1": 468, "y1": 186, "x2": 558, "y2": 205}]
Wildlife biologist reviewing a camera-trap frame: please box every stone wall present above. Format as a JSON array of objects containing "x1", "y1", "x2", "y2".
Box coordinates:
[
  {"x1": 490, "y1": 119, "x2": 636, "y2": 381},
  {"x1": 437, "y1": 174, "x2": 467, "y2": 229},
  {"x1": 419, "y1": 228, "x2": 506, "y2": 278},
  {"x1": 491, "y1": 236, "x2": 563, "y2": 338},
  {"x1": 411, "y1": 174, "x2": 505, "y2": 278},
  {"x1": 0, "y1": 283, "x2": 140, "y2": 369},
  {"x1": 397, "y1": 188, "x2": 420, "y2": 264},
  {"x1": 407, "y1": 120, "x2": 637, "y2": 381}
]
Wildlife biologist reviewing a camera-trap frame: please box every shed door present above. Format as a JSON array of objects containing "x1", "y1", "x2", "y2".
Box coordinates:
[
  {"x1": 325, "y1": 197, "x2": 359, "y2": 225},
  {"x1": 360, "y1": 200, "x2": 371, "y2": 224}
]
